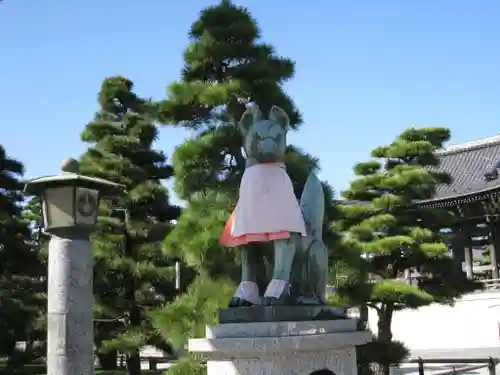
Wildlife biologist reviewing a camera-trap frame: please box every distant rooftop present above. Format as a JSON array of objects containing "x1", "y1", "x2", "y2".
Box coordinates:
[
  {"x1": 429, "y1": 134, "x2": 500, "y2": 204},
  {"x1": 338, "y1": 134, "x2": 500, "y2": 207},
  {"x1": 438, "y1": 134, "x2": 500, "y2": 156}
]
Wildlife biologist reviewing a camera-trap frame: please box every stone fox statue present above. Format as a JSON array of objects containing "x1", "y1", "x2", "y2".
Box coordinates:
[{"x1": 220, "y1": 105, "x2": 328, "y2": 307}]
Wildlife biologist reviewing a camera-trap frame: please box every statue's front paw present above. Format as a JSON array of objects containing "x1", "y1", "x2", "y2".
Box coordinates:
[
  {"x1": 230, "y1": 281, "x2": 261, "y2": 307},
  {"x1": 228, "y1": 297, "x2": 253, "y2": 308},
  {"x1": 263, "y1": 279, "x2": 290, "y2": 305}
]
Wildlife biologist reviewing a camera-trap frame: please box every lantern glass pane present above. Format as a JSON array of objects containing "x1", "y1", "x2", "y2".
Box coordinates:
[{"x1": 44, "y1": 187, "x2": 75, "y2": 228}]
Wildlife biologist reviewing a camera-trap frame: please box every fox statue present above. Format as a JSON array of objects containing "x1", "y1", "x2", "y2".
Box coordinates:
[{"x1": 220, "y1": 105, "x2": 329, "y2": 307}]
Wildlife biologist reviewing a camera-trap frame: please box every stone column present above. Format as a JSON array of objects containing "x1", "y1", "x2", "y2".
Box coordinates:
[
  {"x1": 24, "y1": 158, "x2": 123, "y2": 375},
  {"x1": 47, "y1": 231, "x2": 94, "y2": 375},
  {"x1": 464, "y1": 245, "x2": 474, "y2": 279},
  {"x1": 453, "y1": 226, "x2": 473, "y2": 279},
  {"x1": 489, "y1": 220, "x2": 499, "y2": 279}
]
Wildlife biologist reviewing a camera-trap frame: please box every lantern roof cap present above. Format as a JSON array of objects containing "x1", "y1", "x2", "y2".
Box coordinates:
[{"x1": 24, "y1": 157, "x2": 125, "y2": 196}]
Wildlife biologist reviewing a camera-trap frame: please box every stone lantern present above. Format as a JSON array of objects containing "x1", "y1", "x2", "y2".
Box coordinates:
[
  {"x1": 24, "y1": 157, "x2": 123, "y2": 375},
  {"x1": 24, "y1": 157, "x2": 122, "y2": 233}
]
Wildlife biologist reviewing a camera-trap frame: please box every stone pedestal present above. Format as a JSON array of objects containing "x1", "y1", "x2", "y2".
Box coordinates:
[{"x1": 188, "y1": 307, "x2": 371, "y2": 375}]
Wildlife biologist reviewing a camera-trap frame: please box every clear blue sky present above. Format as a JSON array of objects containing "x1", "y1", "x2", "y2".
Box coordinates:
[{"x1": 1, "y1": 0, "x2": 499, "y2": 202}]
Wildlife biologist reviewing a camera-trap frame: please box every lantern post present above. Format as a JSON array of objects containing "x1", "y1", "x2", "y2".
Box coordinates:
[{"x1": 24, "y1": 157, "x2": 123, "y2": 375}]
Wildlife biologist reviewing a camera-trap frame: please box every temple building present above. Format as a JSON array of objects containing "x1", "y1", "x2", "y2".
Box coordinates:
[
  {"x1": 340, "y1": 134, "x2": 500, "y2": 283},
  {"x1": 419, "y1": 134, "x2": 500, "y2": 281}
]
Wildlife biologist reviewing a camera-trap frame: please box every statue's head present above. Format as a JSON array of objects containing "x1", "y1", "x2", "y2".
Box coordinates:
[{"x1": 239, "y1": 105, "x2": 289, "y2": 164}]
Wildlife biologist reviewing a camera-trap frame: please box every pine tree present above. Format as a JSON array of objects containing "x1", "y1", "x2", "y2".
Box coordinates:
[
  {"x1": 152, "y1": 0, "x2": 338, "y2": 363},
  {"x1": 0, "y1": 145, "x2": 45, "y2": 372},
  {"x1": 156, "y1": 0, "x2": 319, "y2": 212},
  {"x1": 79, "y1": 76, "x2": 181, "y2": 375},
  {"x1": 339, "y1": 127, "x2": 480, "y2": 375},
  {"x1": 21, "y1": 196, "x2": 50, "y2": 363}
]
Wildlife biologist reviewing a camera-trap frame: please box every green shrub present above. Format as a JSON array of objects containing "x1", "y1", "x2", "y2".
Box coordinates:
[
  {"x1": 164, "y1": 358, "x2": 206, "y2": 375},
  {"x1": 96, "y1": 371, "x2": 163, "y2": 375},
  {"x1": 0, "y1": 363, "x2": 45, "y2": 375}
]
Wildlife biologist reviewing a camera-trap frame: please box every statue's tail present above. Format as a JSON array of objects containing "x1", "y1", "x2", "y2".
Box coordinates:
[{"x1": 299, "y1": 172, "x2": 325, "y2": 240}]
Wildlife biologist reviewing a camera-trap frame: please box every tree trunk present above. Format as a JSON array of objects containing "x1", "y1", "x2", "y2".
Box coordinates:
[
  {"x1": 358, "y1": 303, "x2": 369, "y2": 330},
  {"x1": 125, "y1": 304, "x2": 143, "y2": 375},
  {"x1": 374, "y1": 303, "x2": 394, "y2": 375},
  {"x1": 124, "y1": 226, "x2": 142, "y2": 375},
  {"x1": 126, "y1": 350, "x2": 141, "y2": 375},
  {"x1": 96, "y1": 351, "x2": 118, "y2": 370}
]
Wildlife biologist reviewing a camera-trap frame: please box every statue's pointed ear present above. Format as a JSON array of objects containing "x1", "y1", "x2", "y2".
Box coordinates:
[
  {"x1": 239, "y1": 105, "x2": 263, "y2": 133},
  {"x1": 269, "y1": 105, "x2": 290, "y2": 130}
]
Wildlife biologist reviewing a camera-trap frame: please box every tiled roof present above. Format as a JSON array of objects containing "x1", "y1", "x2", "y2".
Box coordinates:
[
  {"x1": 429, "y1": 134, "x2": 500, "y2": 203},
  {"x1": 337, "y1": 135, "x2": 500, "y2": 207}
]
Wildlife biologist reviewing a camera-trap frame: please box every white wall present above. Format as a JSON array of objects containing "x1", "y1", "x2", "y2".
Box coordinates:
[{"x1": 367, "y1": 291, "x2": 500, "y2": 350}]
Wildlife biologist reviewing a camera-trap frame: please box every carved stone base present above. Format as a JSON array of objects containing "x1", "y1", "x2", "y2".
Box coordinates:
[
  {"x1": 219, "y1": 305, "x2": 347, "y2": 324},
  {"x1": 188, "y1": 318, "x2": 371, "y2": 375}
]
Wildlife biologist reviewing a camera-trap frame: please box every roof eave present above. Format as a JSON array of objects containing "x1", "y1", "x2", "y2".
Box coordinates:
[{"x1": 24, "y1": 174, "x2": 125, "y2": 196}]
